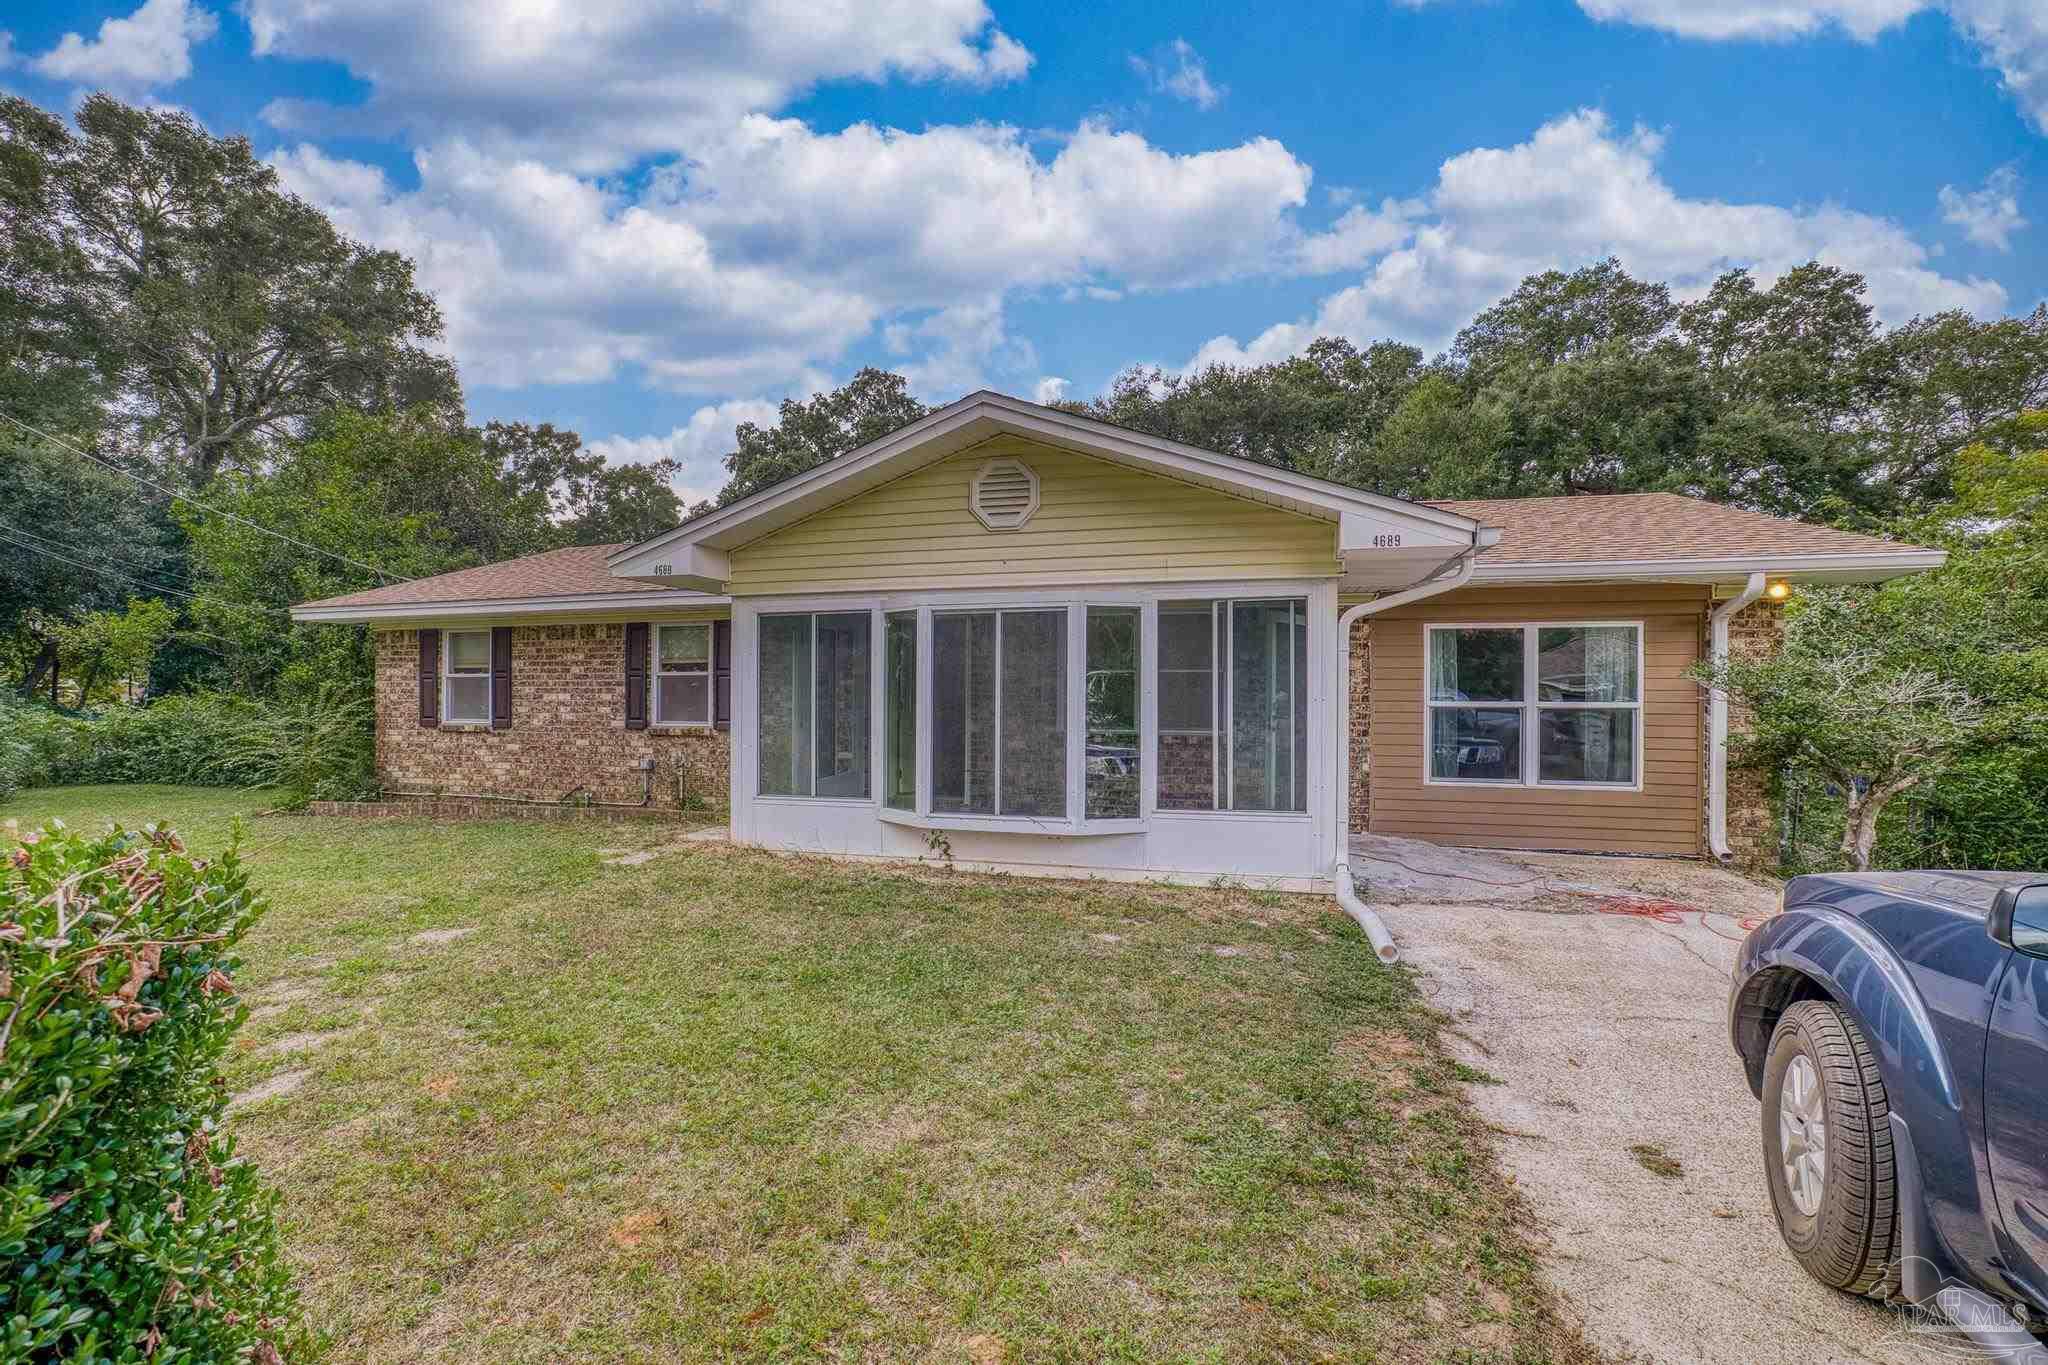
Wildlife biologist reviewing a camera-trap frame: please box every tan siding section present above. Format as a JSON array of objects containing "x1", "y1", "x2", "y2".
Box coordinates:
[
  {"x1": 1367, "y1": 584, "x2": 1708, "y2": 856},
  {"x1": 727, "y1": 436, "x2": 1340, "y2": 594}
]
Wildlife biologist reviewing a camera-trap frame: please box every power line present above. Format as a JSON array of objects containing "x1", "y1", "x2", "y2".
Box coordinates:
[
  {"x1": 0, "y1": 525, "x2": 295, "y2": 621},
  {"x1": 0, "y1": 516, "x2": 212, "y2": 595},
  {"x1": 0, "y1": 410, "x2": 408, "y2": 584}
]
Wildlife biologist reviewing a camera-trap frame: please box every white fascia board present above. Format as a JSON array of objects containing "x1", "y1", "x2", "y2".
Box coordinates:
[
  {"x1": 1470, "y1": 549, "x2": 1947, "y2": 585},
  {"x1": 606, "y1": 391, "x2": 1486, "y2": 568},
  {"x1": 290, "y1": 588, "x2": 731, "y2": 625}
]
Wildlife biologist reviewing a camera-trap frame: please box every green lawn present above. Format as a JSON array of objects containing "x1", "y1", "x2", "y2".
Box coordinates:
[{"x1": 3, "y1": 786, "x2": 1595, "y2": 1364}]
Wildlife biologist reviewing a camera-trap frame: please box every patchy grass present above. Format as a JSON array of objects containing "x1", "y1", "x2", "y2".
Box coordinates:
[
  {"x1": 1627, "y1": 1144, "x2": 1686, "y2": 1180},
  {"x1": 5, "y1": 786, "x2": 1599, "y2": 1364}
]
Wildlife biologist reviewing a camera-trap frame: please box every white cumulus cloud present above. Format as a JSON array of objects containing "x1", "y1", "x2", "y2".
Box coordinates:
[
  {"x1": 587, "y1": 398, "x2": 783, "y2": 506},
  {"x1": 1186, "y1": 109, "x2": 2004, "y2": 371},
  {"x1": 1129, "y1": 38, "x2": 1225, "y2": 110},
  {"x1": 1574, "y1": 1, "x2": 2048, "y2": 133},
  {"x1": 245, "y1": 0, "x2": 1031, "y2": 172},
  {"x1": 1939, "y1": 165, "x2": 2029, "y2": 249},
  {"x1": 1032, "y1": 376, "x2": 1071, "y2": 404},
  {"x1": 274, "y1": 115, "x2": 1330, "y2": 396},
  {"x1": 30, "y1": 0, "x2": 217, "y2": 92}
]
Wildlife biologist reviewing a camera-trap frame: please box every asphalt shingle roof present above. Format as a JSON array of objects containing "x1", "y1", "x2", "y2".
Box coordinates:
[
  {"x1": 1426, "y1": 492, "x2": 1927, "y2": 563},
  {"x1": 297, "y1": 492, "x2": 1931, "y2": 612}
]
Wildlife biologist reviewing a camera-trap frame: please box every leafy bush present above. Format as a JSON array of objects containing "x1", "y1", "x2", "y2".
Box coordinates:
[
  {"x1": 1, "y1": 820, "x2": 305, "y2": 1362},
  {"x1": 0, "y1": 689, "x2": 376, "y2": 808}
]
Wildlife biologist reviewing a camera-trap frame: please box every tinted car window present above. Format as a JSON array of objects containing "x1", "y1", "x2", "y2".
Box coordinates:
[{"x1": 2013, "y1": 886, "x2": 2048, "y2": 954}]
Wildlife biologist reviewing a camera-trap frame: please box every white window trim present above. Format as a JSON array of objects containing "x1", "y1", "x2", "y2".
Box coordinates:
[
  {"x1": 652, "y1": 622, "x2": 714, "y2": 728},
  {"x1": 441, "y1": 628, "x2": 493, "y2": 725},
  {"x1": 1421, "y1": 621, "x2": 1646, "y2": 792},
  {"x1": 1154, "y1": 597, "x2": 1311, "y2": 816},
  {"x1": 732, "y1": 580, "x2": 1331, "y2": 841},
  {"x1": 756, "y1": 609, "x2": 875, "y2": 801}
]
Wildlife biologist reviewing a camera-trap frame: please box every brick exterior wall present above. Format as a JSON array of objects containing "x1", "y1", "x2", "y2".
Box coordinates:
[
  {"x1": 375, "y1": 626, "x2": 730, "y2": 809},
  {"x1": 1721, "y1": 598, "x2": 1787, "y2": 870},
  {"x1": 1347, "y1": 618, "x2": 1371, "y2": 835}
]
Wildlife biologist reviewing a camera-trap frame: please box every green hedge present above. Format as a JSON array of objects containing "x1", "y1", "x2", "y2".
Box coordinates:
[
  {"x1": 0, "y1": 690, "x2": 374, "y2": 807},
  {"x1": 1, "y1": 820, "x2": 306, "y2": 1362}
]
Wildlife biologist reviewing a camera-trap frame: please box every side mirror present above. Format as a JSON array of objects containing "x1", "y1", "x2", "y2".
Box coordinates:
[
  {"x1": 1991, "y1": 884, "x2": 2048, "y2": 957},
  {"x1": 1992, "y1": 887, "x2": 2019, "y2": 948}
]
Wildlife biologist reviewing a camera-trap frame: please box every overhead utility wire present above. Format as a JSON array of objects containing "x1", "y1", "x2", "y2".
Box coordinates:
[{"x1": 0, "y1": 410, "x2": 407, "y2": 584}]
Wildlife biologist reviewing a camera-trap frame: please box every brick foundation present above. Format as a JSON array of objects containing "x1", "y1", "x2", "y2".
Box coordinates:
[
  {"x1": 308, "y1": 798, "x2": 692, "y2": 823},
  {"x1": 375, "y1": 625, "x2": 731, "y2": 809}
]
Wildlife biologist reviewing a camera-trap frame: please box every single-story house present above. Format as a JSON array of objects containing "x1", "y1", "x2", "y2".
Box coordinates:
[{"x1": 292, "y1": 391, "x2": 1944, "y2": 889}]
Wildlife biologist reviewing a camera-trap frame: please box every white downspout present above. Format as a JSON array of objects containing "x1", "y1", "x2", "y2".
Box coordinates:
[
  {"x1": 1707, "y1": 571, "x2": 1768, "y2": 862},
  {"x1": 1332, "y1": 542, "x2": 1489, "y2": 964}
]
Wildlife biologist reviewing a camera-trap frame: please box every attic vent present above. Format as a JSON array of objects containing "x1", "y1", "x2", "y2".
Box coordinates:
[{"x1": 970, "y1": 457, "x2": 1040, "y2": 530}]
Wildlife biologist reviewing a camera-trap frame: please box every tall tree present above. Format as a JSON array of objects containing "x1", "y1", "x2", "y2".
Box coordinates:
[
  {"x1": 1451, "y1": 257, "x2": 1675, "y2": 384},
  {"x1": 0, "y1": 93, "x2": 457, "y2": 485},
  {"x1": 713, "y1": 369, "x2": 930, "y2": 507}
]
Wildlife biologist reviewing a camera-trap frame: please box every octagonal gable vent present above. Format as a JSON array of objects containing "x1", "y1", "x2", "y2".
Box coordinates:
[{"x1": 970, "y1": 457, "x2": 1040, "y2": 530}]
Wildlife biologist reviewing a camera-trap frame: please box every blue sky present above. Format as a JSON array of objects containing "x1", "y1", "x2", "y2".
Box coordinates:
[{"x1": 4, "y1": 0, "x2": 2044, "y2": 499}]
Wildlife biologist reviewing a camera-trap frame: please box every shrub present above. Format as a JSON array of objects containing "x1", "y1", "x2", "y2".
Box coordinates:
[
  {"x1": 0, "y1": 688, "x2": 377, "y2": 808},
  {"x1": 1, "y1": 819, "x2": 305, "y2": 1362}
]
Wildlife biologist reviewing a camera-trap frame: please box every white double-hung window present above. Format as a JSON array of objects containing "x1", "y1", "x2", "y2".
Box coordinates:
[
  {"x1": 654, "y1": 623, "x2": 713, "y2": 726},
  {"x1": 442, "y1": 629, "x2": 492, "y2": 724},
  {"x1": 1425, "y1": 622, "x2": 1642, "y2": 788}
]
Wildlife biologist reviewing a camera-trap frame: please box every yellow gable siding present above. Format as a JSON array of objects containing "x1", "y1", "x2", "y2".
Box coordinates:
[{"x1": 727, "y1": 437, "x2": 1340, "y2": 595}]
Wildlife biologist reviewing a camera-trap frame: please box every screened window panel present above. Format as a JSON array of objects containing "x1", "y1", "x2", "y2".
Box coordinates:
[
  {"x1": 1428, "y1": 628, "x2": 1523, "y2": 702},
  {"x1": 447, "y1": 630, "x2": 491, "y2": 673},
  {"x1": 1085, "y1": 608, "x2": 1140, "y2": 820},
  {"x1": 997, "y1": 609, "x2": 1067, "y2": 818},
  {"x1": 445, "y1": 675, "x2": 490, "y2": 723},
  {"x1": 1430, "y1": 708, "x2": 1523, "y2": 781},
  {"x1": 883, "y1": 612, "x2": 917, "y2": 811},
  {"x1": 1538, "y1": 708, "x2": 1635, "y2": 784},
  {"x1": 1227, "y1": 600, "x2": 1307, "y2": 813},
  {"x1": 658, "y1": 674, "x2": 710, "y2": 725},
  {"x1": 758, "y1": 614, "x2": 813, "y2": 796},
  {"x1": 812, "y1": 613, "x2": 870, "y2": 798},
  {"x1": 931, "y1": 612, "x2": 996, "y2": 814},
  {"x1": 658, "y1": 623, "x2": 710, "y2": 670},
  {"x1": 1536, "y1": 626, "x2": 1637, "y2": 702},
  {"x1": 1155, "y1": 603, "x2": 1216, "y2": 811}
]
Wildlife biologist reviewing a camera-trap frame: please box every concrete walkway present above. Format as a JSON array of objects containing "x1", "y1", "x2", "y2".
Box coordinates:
[{"x1": 1353, "y1": 835, "x2": 1970, "y2": 1364}]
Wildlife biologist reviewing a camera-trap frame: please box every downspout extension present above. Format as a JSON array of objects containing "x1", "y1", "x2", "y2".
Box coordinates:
[
  {"x1": 1707, "y1": 571, "x2": 1768, "y2": 862},
  {"x1": 1332, "y1": 544, "x2": 1489, "y2": 965}
]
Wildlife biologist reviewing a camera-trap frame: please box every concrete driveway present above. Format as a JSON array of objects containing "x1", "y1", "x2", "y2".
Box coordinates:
[{"x1": 1354, "y1": 835, "x2": 1967, "y2": 1364}]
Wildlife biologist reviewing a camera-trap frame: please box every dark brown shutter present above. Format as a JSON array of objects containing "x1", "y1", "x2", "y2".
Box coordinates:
[
  {"x1": 624, "y1": 622, "x2": 649, "y2": 730},
  {"x1": 418, "y1": 629, "x2": 440, "y2": 727},
  {"x1": 490, "y1": 626, "x2": 513, "y2": 730},
  {"x1": 713, "y1": 619, "x2": 732, "y2": 731}
]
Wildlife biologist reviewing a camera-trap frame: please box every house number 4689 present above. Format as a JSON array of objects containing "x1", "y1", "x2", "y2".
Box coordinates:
[{"x1": 1371, "y1": 533, "x2": 1402, "y2": 548}]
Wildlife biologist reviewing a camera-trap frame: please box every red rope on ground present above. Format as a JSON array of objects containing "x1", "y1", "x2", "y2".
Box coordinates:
[{"x1": 1589, "y1": 895, "x2": 1772, "y2": 937}]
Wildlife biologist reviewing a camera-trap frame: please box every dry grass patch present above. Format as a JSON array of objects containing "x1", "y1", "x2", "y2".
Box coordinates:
[{"x1": 4, "y1": 785, "x2": 1602, "y2": 1364}]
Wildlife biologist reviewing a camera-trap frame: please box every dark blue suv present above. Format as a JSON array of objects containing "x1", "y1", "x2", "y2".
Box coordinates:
[{"x1": 1731, "y1": 872, "x2": 2048, "y2": 1352}]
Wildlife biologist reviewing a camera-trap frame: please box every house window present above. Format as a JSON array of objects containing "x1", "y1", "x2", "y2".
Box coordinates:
[
  {"x1": 930, "y1": 609, "x2": 1068, "y2": 817},
  {"x1": 883, "y1": 611, "x2": 917, "y2": 811},
  {"x1": 1085, "y1": 608, "x2": 1140, "y2": 819},
  {"x1": 1426, "y1": 623, "x2": 1641, "y2": 787},
  {"x1": 759, "y1": 612, "x2": 870, "y2": 798},
  {"x1": 443, "y1": 629, "x2": 491, "y2": 724},
  {"x1": 654, "y1": 623, "x2": 712, "y2": 725},
  {"x1": 1155, "y1": 599, "x2": 1307, "y2": 813}
]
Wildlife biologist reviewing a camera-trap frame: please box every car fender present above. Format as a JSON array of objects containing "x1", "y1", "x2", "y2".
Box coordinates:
[{"x1": 1733, "y1": 903, "x2": 2003, "y2": 1284}]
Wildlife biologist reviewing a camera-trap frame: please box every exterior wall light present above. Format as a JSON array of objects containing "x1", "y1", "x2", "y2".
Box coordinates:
[{"x1": 1766, "y1": 581, "x2": 1791, "y2": 600}]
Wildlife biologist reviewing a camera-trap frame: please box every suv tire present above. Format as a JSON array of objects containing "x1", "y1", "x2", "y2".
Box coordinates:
[{"x1": 1762, "y1": 999, "x2": 1900, "y2": 1298}]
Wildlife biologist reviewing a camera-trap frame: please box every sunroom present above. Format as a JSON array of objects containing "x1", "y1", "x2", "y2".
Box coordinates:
[{"x1": 611, "y1": 391, "x2": 1491, "y2": 888}]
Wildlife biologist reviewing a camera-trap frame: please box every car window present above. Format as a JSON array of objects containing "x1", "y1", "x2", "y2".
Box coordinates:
[{"x1": 2014, "y1": 886, "x2": 2048, "y2": 955}]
